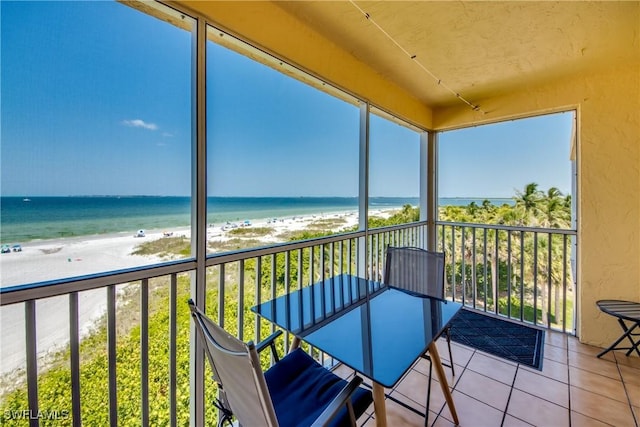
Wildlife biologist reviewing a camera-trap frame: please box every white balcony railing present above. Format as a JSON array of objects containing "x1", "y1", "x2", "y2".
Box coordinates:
[
  {"x1": 0, "y1": 221, "x2": 574, "y2": 425},
  {"x1": 437, "y1": 221, "x2": 577, "y2": 334}
]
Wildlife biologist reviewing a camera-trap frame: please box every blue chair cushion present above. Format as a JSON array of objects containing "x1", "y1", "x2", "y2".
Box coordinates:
[{"x1": 264, "y1": 348, "x2": 372, "y2": 427}]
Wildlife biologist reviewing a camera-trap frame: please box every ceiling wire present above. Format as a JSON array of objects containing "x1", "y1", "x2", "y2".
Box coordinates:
[{"x1": 348, "y1": 0, "x2": 486, "y2": 114}]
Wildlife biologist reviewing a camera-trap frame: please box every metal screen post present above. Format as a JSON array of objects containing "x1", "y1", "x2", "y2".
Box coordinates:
[
  {"x1": 357, "y1": 102, "x2": 369, "y2": 279},
  {"x1": 190, "y1": 14, "x2": 207, "y2": 427}
]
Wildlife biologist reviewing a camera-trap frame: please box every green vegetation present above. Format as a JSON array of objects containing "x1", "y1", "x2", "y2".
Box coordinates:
[
  {"x1": 131, "y1": 236, "x2": 190, "y2": 258},
  {"x1": 0, "y1": 183, "x2": 573, "y2": 425},
  {"x1": 437, "y1": 183, "x2": 573, "y2": 329},
  {"x1": 209, "y1": 238, "x2": 264, "y2": 252},
  {"x1": 0, "y1": 218, "x2": 346, "y2": 425},
  {"x1": 277, "y1": 229, "x2": 335, "y2": 241},
  {"x1": 227, "y1": 226, "x2": 274, "y2": 237},
  {"x1": 304, "y1": 218, "x2": 347, "y2": 230},
  {"x1": 277, "y1": 218, "x2": 349, "y2": 241},
  {"x1": 369, "y1": 204, "x2": 420, "y2": 228},
  {"x1": 439, "y1": 183, "x2": 571, "y2": 228}
]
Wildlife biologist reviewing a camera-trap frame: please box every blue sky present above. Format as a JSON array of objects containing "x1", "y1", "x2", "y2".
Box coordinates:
[
  {"x1": 439, "y1": 113, "x2": 574, "y2": 197},
  {"x1": 1, "y1": 1, "x2": 573, "y2": 199}
]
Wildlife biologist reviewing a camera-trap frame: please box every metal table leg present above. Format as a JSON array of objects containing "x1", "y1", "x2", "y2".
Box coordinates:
[{"x1": 597, "y1": 320, "x2": 640, "y2": 358}]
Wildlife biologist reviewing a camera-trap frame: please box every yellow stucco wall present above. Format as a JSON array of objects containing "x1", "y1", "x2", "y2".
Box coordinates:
[
  {"x1": 433, "y1": 64, "x2": 640, "y2": 346},
  {"x1": 177, "y1": 0, "x2": 433, "y2": 129}
]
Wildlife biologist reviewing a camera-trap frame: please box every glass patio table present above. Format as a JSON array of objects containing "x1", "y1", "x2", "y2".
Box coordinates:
[{"x1": 251, "y1": 274, "x2": 462, "y2": 427}]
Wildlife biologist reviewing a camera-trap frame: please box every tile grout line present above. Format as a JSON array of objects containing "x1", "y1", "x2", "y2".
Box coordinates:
[
  {"x1": 568, "y1": 350, "x2": 638, "y2": 427},
  {"x1": 566, "y1": 344, "x2": 572, "y2": 427},
  {"x1": 457, "y1": 347, "x2": 520, "y2": 420},
  {"x1": 457, "y1": 338, "x2": 582, "y2": 426},
  {"x1": 499, "y1": 363, "x2": 520, "y2": 427},
  {"x1": 615, "y1": 354, "x2": 640, "y2": 427},
  {"x1": 566, "y1": 335, "x2": 636, "y2": 426},
  {"x1": 445, "y1": 346, "x2": 544, "y2": 425},
  {"x1": 429, "y1": 347, "x2": 477, "y2": 426},
  {"x1": 497, "y1": 345, "x2": 571, "y2": 427}
]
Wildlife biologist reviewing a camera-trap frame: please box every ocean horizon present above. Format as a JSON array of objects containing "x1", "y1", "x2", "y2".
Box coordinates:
[{"x1": 0, "y1": 196, "x2": 514, "y2": 244}]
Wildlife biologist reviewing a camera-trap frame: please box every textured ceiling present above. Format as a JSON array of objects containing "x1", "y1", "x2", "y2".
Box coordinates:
[{"x1": 274, "y1": 1, "x2": 639, "y2": 108}]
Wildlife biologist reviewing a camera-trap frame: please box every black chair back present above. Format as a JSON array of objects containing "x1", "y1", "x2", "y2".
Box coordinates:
[{"x1": 384, "y1": 246, "x2": 445, "y2": 298}]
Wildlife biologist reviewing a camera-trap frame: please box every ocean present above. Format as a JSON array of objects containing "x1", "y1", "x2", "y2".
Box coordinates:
[{"x1": 0, "y1": 196, "x2": 513, "y2": 244}]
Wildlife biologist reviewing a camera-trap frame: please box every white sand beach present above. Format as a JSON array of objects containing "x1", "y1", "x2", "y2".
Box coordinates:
[
  {"x1": 0, "y1": 210, "x2": 385, "y2": 379},
  {"x1": 0, "y1": 232, "x2": 166, "y2": 381}
]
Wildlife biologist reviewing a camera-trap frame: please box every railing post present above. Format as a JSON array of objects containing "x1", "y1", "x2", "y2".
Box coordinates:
[
  {"x1": 107, "y1": 286, "x2": 118, "y2": 427},
  {"x1": 25, "y1": 300, "x2": 39, "y2": 427},
  {"x1": 255, "y1": 256, "x2": 263, "y2": 345},
  {"x1": 169, "y1": 274, "x2": 178, "y2": 427},
  {"x1": 238, "y1": 260, "x2": 245, "y2": 341},
  {"x1": 69, "y1": 292, "x2": 81, "y2": 427},
  {"x1": 140, "y1": 279, "x2": 149, "y2": 426}
]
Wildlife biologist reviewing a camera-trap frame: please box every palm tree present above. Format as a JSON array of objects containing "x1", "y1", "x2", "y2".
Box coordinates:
[
  {"x1": 439, "y1": 187, "x2": 572, "y2": 320},
  {"x1": 540, "y1": 187, "x2": 570, "y2": 228},
  {"x1": 534, "y1": 187, "x2": 572, "y2": 324},
  {"x1": 466, "y1": 201, "x2": 479, "y2": 217},
  {"x1": 514, "y1": 183, "x2": 543, "y2": 226}
]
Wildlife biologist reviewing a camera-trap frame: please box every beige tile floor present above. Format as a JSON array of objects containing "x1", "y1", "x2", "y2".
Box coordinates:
[{"x1": 333, "y1": 330, "x2": 640, "y2": 427}]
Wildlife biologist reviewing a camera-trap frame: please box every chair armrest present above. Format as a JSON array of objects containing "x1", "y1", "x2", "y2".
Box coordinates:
[
  {"x1": 310, "y1": 375, "x2": 364, "y2": 427},
  {"x1": 255, "y1": 330, "x2": 283, "y2": 362}
]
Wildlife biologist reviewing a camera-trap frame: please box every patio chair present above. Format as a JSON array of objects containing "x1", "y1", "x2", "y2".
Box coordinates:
[
  {"x1": 188, "y1": 300, "x2": 372, "y2": 427},
  {"x1": 383, "y1": 246, "x2": 454, "y2": 425}
]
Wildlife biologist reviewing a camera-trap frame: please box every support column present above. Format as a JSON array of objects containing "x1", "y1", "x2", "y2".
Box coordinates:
[
  {"x1": 357, "y1": 102, "x2": 370, "y2": 279},
  {"x1": 190, "y1": 15, "x2": 207, "y2": 427},
  {"x1": 425, "y1": 131, "x2": 437, "y2": 251}
]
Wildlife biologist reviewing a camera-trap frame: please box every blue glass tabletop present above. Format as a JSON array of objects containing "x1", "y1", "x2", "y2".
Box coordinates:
[{"x1": 251, "y1": 274, "x2": 462, "y2": 388}]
